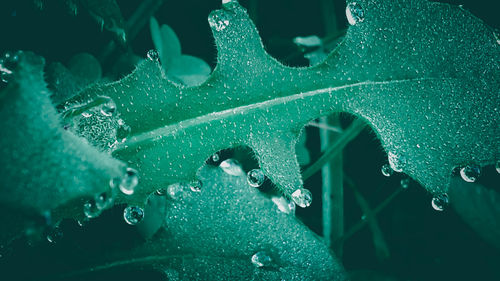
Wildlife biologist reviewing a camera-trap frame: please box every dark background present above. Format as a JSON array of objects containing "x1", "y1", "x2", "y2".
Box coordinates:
[{"x1": 0, "y1": 0, "x2": 499, "y2": 280}]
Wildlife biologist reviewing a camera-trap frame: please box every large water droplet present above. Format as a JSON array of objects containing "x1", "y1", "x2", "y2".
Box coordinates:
[
  {"x1": 219, "y1": 159, "x2": 244, "y2": 176},
  {"x1": 83, "y1": 200, "x2": 101, "y2": 218},
  {"x1": 460, "y1": 165, "x2": 481, "y2": 183},
  {"x1": 271, "y1": 196, "x2": 296, "y2": 214},
  {"x1": 381, "y1": 164, "x2": 393, "y2": 177},
  {"x1": 346, "y1": 2, "x2": 365, "y2": 26},
  {"x1": 251, "y1": 251, "x2": 272, "y2": 268},
  {"x1": 291, "y1": 188, "x2": 312, "y2": 208},
  {"x1": 400, "y1": 178, "x2": 410, "y2": 189},
  {"x1": 388, "y1": 151, "x2": 406, "y2": 173},
  {"x1": 147, "y1": 49, "x2": 159, "y2": 61},
  {"x1": 431, "y1": 194, "x2": 449, "y2": 211},
  {"x1": 118, "y1": 167, "x2": 139, "y2": 195},
  {"x1": 247, "y1": 169, "x2": 265, "y2": 188},
  {"x1": 123, "y1": 206, "x2": 144, "y2": 225}
]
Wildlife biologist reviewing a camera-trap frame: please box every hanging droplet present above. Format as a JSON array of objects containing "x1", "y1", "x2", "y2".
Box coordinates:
[
  {"x1": 251, "y1": 251, "x2": 272, "y2": 268},
  {"x1": 155, "y1": 188, "x2": 166, "y2": 196},
  {"x1": 346, "y1": 2, "x2": 365, "y2": 26},
  {"x1": 123, "y1": 206, "x2": 144, "y2": 225},
  {"x1": 400, "y1": 178, "x2": 410, "y2": 189},
  {"x1": 219, "y1": 159, "x2": 244, "y2": 176},
  {"x1": 211, "y1": 153, "x2": 220, "y2": 163},
  {"x1": 116, "y1": 119, "x2": 131, "y2": 141},
  {"x1": 222, "y1": 0, "x2": 238, "y2": 10},
  {"x1": 460, "y1": 165, "x2": 481, "y2": 183},
  {"x1": 381, "y1": 164, "x2": 393, "y2": 177},
  {"x1": 431, "y1": 194, "x2": 449, "y2": 211},
  {"x1": 247, "y1": 169, "x2": 265, "y2": 188},
  {"x1": 496, "y1": 160, "x2": 500, "y2": 174},
  {"x1": 271, "y1": 196, "x2": 296, "y2": 214},
  {"x1": 83, "y1": 200, "x2": 101, "y2": 218},
  {"x1": 81, "y1": 111, "x2": 92, "y2": 118},
  {"x1": 147, "y1": 49, "x2": 159, "y2": 61},
  {"x1": 117, "y1": 167, "x2": 139, "y2": 195},
  {"x1": 46, "y1": 227, "x2": 63, "y2": 244},
  {"x1": 388, "y1": 151, "x2": 406, "y2": 173},
  {"x1": 291, "y1": 188, "x2": 313, "y2": 208},
  {"x1": 95, "y1": 191, "x2": 113, "y2": 210},
  {"x1": 0, "y1": 52, "x2": 17, "y2": 83},
  {"x1": 100, "y1": 98, "x2": 116, "y2": 117},
  {"x1": 189, "y1": 180, "x2": 202, "y2": 192}
]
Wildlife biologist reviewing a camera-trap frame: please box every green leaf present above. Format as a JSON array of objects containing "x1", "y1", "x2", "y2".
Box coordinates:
[
  {"x1": 167, "y1": 55, "x2": 212, "y2": 86},
  {"x1": 0, "y1": 51, "x2": 125, "y2": 243},
  {"x1": 66, "y1": 0, "x2": 498, "y2": 210},
  {"x1": 2, "y1": 166, "x2": 345, "y2": 281}
]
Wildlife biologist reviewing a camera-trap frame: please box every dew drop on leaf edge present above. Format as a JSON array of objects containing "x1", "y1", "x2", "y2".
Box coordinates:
[
  {"x1": 346, "y1": 2, "x2": 365, "y2": 26},
  {"x1": 251, "y1": 251, "x2": 272, "y2": 268},
  {"x1": 388, "y1": 151, "x2": 406, "y2": 173},
  {"x1": 431, "y1": 194, "x2": 449, "y2": 211},
  {"x1": 114, "y1": 167, "x2": 139, "y2": 195},
  {"x1": 496, "y1": 160, "x2": 500, "y2": 174},
  {"x1": 147, "y1": 49, "x2": 159, "y2": 61},
  {"x1": 291, "y1": 188, "x2": 312, "y2": 208},
  {"x1": 247, "y1": 169, "x2": 265, "y2": 188},
  {"x1": 83, "y1": 200, "x2": 101, "y2": 218},
  {"x1": 460, "y1": 165, "x2": 481, "y2": 183},
  {"x1": 189, "y1": 180, "x2": 202, "y2": 192},
  {"x1": 219, "y1": 159, "x2": 244, "y2": 176},
  {"x1": 123, "y1": 206, "x2": 144, "y2": 225},
  {"x1": 381, "y1": 164, "x2": 393, "y2": 177}
]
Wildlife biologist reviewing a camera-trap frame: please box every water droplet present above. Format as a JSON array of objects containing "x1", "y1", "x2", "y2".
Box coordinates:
[
  {"x1": 460, "y1": 165, "x2": 481, "y2": 183},
  {"x1": 116, "y1": 119, "x2": 131, "y2": 141},
  {"x1": 83, "y1": 200, "x2": 101, "y2": 218},
  {"x1": 123, "y1": 206, "x2": 144, "y2": 225},
  {"x1": 81, "y1": 111, "x2": 92, "y2": 118},
  {"x1": 247, "y1": 169, "x2": 265, "y2": 187},
  {"x1": 431, "y1": 194, "x2": 449, "y2": 211},
  {"x1": 222, "y1": 0, "x2": 238, "y2": 10},
  {"x1": 155, "y1": 188, "x2": 166, "y2": 196},
  {"x1": 400, "y1": 178, "x2": 410, "y2": 189},
  {"x1": 46, "y1": 227, "x2": 63, "y2": 244},
  {"x1": 100, "y1": 99, "x2": 116, "y2": 117},
  {"x1": 211, "y1": 153, "x2": 220, "y2": 163},
  {"x1": 251, "y1": 251, "x2": 272, "y2": 268},
  {"x1": 388, "y1": 151, "x2": 406, "y2": 173},
  {"x1": 189, "y1": 180, "x2": 202, "y2": 192},
  {"x1": 291, "y1": 188, "x2": 312, "y2": 208},
  {"x1": 167, "y1": 183, "x2": 185, "y2": 200},
  {"x1": 95, "y1": 191, "x2": 113, "y2": 210},
  {"x1": 0, "y1": 52, "x2": 17, "y2": 83},
  {"x1": 219, "y1": 159, "x2": 244, "y2": 176},
  {"x1": 117, "y1": 167, "x2": 139, "y2": 195},
  {"x1": 271, "y1": 196, "x2": 296, "y2": 214},
  {"x1": 496, "y1": 161, "x2": 500, "y2": 174},
  {"x1": 346, "y1": 2, "x2": 365, "y2": 26},
  {"x1": 381, "y1": 164, "x2": 393, "y2": 177},
  {"x1": 147, "y1": 49, "x2": 159, "y2": 61}
]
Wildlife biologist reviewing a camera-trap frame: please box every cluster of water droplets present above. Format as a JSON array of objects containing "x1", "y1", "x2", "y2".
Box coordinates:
[
  {"x1": 0, "y1": 52, "x2": 17, "y2": 84},
  {"x1": 346, "y1": 2, "x2": 365, "y2": 26},
  {"x1": 61, "y1": 96, "x2": 131, "y2": 151}
]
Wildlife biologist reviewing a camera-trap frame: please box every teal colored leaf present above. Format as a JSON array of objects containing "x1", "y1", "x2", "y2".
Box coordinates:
[
  {"x1": 1, "y1": 166, "x2": 345, "y2": 280},
  {"x1": 66, "y1": 0, "x2": 498, "y2": 210},
  {"x1": 0, "y1": 51, "x2": 125, "y2": 243},
  {"x1": 167, "y1": 55, "x2": 212, "y2": 86}
]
